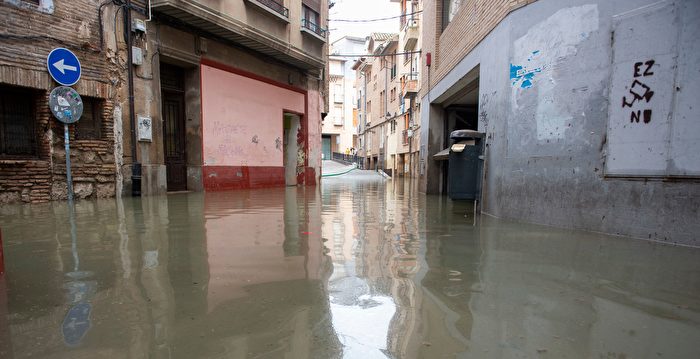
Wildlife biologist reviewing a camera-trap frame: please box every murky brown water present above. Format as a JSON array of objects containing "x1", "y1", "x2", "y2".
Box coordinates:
[{"x1": 0, "y1": 174, "x2": 699, "y2": 358}]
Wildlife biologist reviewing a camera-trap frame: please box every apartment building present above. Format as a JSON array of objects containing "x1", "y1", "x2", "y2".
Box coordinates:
[
  {"x1": 0, "y1": 0, "x2": 328, "y2": 203},
  {"x1": 354, "y1": 33, "x2": 400, "y2": 173},
  {"x1": 322, "y1": 36, "x2": 365, "y2": 161},
  {"x1": 419, "y1": 0, "x2": 700, "y2": 245},
  {"x1": 393, "y1": 0, "x2": 422, "y2": 178}
]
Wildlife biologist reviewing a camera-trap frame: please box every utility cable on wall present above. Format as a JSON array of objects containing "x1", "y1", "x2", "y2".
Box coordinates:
[
  {"x1": 329, "y1": 50, "x2": 422, "y2": 58},
  {"x1": 330, "y1": 10, "x2": 422, "y2": 22}
]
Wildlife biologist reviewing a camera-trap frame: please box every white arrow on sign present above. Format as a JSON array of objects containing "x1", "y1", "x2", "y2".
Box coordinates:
[{"x1": 53, "y1": 59, "x2": 77, "y2": 75}]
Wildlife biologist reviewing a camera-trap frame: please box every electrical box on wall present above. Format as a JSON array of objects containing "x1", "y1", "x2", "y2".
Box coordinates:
[
  {"x1": 132, "y1": 46, "x2": 143, "y2": 66},
  {"x1": 132, "y1": 18, "x2": 147, "y2": 33},
  {"x1": 137, "y1": 115, "x2": 152, "y2": 142}
]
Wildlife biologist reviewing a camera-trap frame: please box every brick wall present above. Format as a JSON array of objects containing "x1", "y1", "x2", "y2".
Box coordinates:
[
  {"x1": 0, "y1": 0, "x2": 120, "y2": 203},
  {"x1": 421, "y1": 0, "x2": 538, "y2": 92}
]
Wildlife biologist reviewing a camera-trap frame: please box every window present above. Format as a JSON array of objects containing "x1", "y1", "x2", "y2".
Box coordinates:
[
  {"x1": 333, "y1": 104, "x2": 344, "y2": 126},
  {"x1": 367, "y1": 100, "x2": 372, "y2": 114},
  {"x1": 0, "y1": 85, "x2": 37, "y2": 157},
  {"x1": 75, "y1": 97, "x2": 102, "y2": 140},
  {"x1": 442, "y1": 0, "x2": 462, "y2": 31},
  {"x1": 333, "y1": 84, "x2": 343, "y2": 103},
  {"x1": 302, "y1": 5, "x2": 319, "y2": 26},
  {"x1": 380, "y1": 91, "x2": 386, "y2": 115},
  {"x1": 390, "y1": 87, "x2": 396, "y2": 102},
  {"x1": 301, "y1": 4, "x2": 324, "y2": 37}
]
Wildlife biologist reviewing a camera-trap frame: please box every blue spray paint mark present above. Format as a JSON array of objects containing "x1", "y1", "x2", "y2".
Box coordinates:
[
  {"x1": 510, "y1": 50, "x2": 543, "y2": 89},
  {"x1": 510, "y1": 64, "x2": 541, "y2": 89}
]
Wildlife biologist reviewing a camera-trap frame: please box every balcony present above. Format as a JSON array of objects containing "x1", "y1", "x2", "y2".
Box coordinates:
[
  {"x1": 151, "y1": 0, "x2": 324, "y2": 70},
  {"x1": 402, "y1": 18, "x2": 419, "y2": 51},
  {"x1": 245, "y1": 0, "x2": 289, "y2": 22},
  {"x1": 301, "y1": 19, "x2": 327, "y2": 42},
  {"x1": 401, "y1": 78, "x2": 418, "y2": 98}
]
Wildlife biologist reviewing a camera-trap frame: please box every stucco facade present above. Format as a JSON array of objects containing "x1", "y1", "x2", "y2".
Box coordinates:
[{"x1": 419, "y1": 0, "x2": 700, "y2": 246}]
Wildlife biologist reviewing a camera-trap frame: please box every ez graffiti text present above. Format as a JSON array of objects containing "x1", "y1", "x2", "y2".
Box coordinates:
[{"x1": 622, "y1": 60, "x2": 655, "y2": 124}]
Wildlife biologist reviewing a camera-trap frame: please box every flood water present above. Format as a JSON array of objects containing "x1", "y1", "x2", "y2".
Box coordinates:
[{"x1": 0, "y1": 173, "x2": 699, "y2": 358}]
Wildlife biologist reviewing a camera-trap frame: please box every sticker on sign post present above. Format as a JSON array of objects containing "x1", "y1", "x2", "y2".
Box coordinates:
[
  {"x1": 47, "y1": 48, "x2": 82, "y2": 86},
  {"x1": 49, "y1": 86, "x2": 83, "y2": 124}
]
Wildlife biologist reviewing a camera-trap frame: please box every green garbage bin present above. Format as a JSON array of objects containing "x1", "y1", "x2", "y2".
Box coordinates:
[{"x1": 447, "y1": 130, "x2": 484, "y2": 200}]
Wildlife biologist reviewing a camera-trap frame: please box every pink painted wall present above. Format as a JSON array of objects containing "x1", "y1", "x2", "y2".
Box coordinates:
[
  {"x1": 201, "y1": 65, "x2": 305, "y2": 167},
  {"x1": 202, "y1": 191, "x2": 310, "y2": 311}
]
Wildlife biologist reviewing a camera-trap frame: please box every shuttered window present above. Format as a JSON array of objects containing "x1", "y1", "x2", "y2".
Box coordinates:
[
  {"x1": 301, "y1": 0, "x2": 320, "y2": 12},
  {"x1": 0, "y1": 85, "x2": 37, "y2": 157}
]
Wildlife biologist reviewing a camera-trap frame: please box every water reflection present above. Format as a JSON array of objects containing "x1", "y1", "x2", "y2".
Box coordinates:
[
  {"x1": 0, "y1": 176, "x2": 698, "y2": 358},
  {"x1": 0, "y1": 187, "x2": 340, "y2": 358}
]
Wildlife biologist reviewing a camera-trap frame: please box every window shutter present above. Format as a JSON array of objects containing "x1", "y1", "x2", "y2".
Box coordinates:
[{"x1": 302, "y1": 0, "x2": 321, "y2": 12}]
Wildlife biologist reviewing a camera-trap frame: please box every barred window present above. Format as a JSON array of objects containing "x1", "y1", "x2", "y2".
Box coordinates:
[{"x1": 0, "y1": 85, "x2": 37, "y2": 157}]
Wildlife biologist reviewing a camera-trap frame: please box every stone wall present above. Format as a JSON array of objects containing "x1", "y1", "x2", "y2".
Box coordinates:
[{"x1": 0, "y1": 0, "x2": 121, "y2": 203}]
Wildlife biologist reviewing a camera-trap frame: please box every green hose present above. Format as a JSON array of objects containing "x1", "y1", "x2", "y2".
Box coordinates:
[{"x1": 321, "y1": 165, "x2": 358, "y2": 178}]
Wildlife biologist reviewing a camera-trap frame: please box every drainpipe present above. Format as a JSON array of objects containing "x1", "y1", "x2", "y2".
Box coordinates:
[{"x1": 124, "y1": 0, "x2": 141, "y2": 196}]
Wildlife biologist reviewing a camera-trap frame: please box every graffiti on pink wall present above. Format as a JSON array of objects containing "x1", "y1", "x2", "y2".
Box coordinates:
[{"x1": 201, "y1": 65, "x2": 305, "y2": 167}]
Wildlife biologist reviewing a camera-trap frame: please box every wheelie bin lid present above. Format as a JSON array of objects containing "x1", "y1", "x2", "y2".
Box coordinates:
[{"x1": 450, "y1": 130, "x2": 484, "y2": 140}]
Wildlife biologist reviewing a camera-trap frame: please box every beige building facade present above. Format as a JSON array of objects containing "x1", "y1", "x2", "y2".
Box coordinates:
[{"x1": 0, "y1": 0, "x2": 328, "y2": 203}]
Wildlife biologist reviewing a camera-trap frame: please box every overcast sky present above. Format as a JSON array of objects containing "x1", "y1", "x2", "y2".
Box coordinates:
[{"x1": 328, "y1": 0, "x2": 401, "y2": 44}]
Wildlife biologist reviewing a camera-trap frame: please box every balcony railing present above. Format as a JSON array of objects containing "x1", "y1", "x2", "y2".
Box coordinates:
[
  {"x1": 249, "y1": 0, "x2": 289, "y2": 18},
  {"x1": 402, "y1": 17, "x2": 419, "y2": 51},
  {"x1": 301, "y1": 19, "x2": 327, "y2": 40}
]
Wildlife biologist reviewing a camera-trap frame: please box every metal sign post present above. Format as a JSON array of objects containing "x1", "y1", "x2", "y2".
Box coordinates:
[
  {"x1": 63, "y1": 123, "x2": 74, "y2": 201},
  {"x1": 47, "y1": 48, "x2": 83, "y2": 201},
  {"x1": 49, "y1": 86, "x2": 83, "y2": 201}
]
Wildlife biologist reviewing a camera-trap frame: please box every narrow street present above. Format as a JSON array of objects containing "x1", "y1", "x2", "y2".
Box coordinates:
[{"x1": 0, "y1": 167, "x2": 698, "y2": 358}]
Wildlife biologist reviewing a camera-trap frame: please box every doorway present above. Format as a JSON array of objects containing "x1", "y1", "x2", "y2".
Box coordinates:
[
  {"x1": 161, "y1": 63, "x2": 187, "y2": 191},
  {"x1": 284, "y1": 113, "x2": 301, "y2": 186},
  {"x1": 322, "y1": 135, "x2": 332, "y2": 160}
]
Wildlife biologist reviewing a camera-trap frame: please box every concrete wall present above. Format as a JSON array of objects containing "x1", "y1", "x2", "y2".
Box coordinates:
[{"x1": 420, "y1": 0, "x2": 700, "y2": 246}]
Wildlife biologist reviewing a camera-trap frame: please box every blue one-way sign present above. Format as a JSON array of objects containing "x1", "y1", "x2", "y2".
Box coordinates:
[{"x1": 47, "y1": 48, "x2": 81, "y2": 86}]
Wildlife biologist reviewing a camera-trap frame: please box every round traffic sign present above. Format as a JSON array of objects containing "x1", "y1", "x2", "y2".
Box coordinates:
[
  {"x1": 49, "y1": 86, "x2": 83, "y2": 124},
  {"x1": 47, "y1": 48, "x2": 82, "y2": 86}
]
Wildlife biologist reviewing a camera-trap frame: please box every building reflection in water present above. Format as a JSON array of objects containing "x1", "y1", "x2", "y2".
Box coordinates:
[
  {"x1": 0, "y1": 187, "x2": 341, "y2": 358},
  {"x1": 320, "y1": 176, "x2": 700, "y2": 359},
  {"x1": 0, "y1": 179, "x2": 698, "y2": 358}
]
